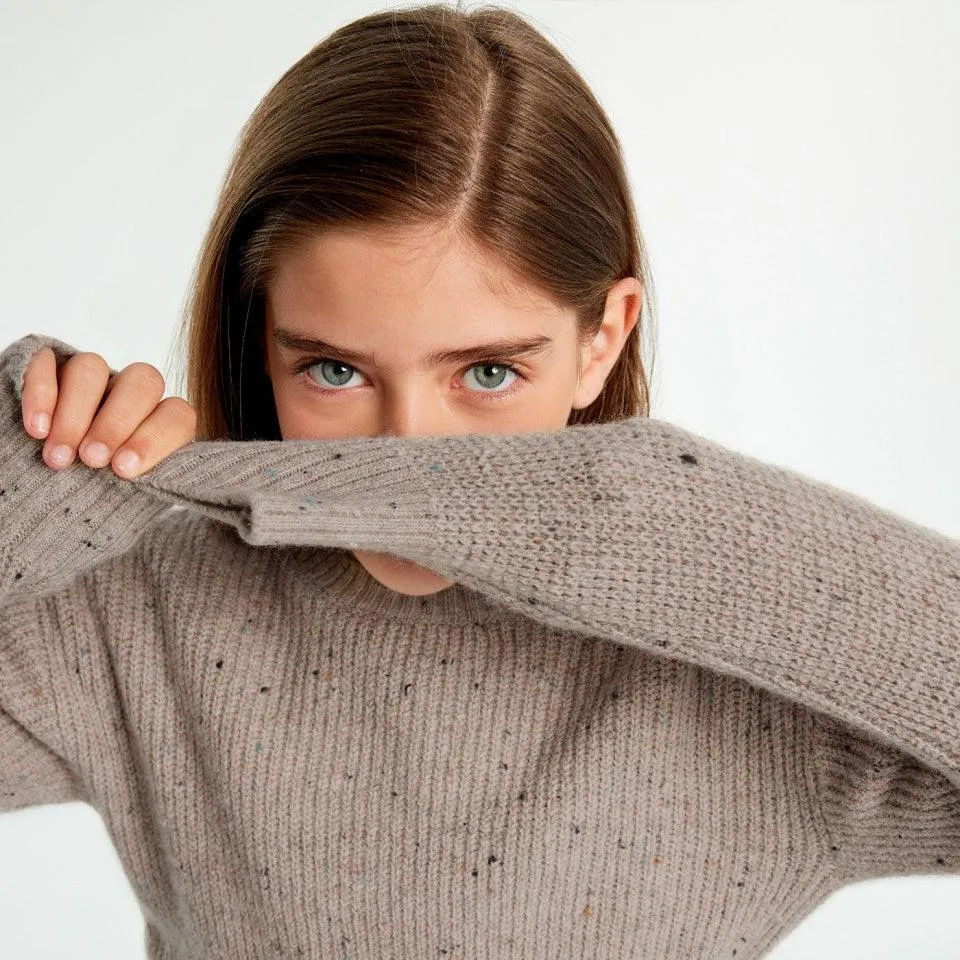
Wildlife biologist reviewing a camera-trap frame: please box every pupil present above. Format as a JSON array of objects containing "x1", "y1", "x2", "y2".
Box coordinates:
[
  {"x1": 322, "y1": 360, "x2": 352, "y2": 386},
  {"x1": 478, "y1": 364, "x2": 506, "y2": 388}
]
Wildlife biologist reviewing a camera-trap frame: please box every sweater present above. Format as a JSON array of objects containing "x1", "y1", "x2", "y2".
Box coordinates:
[{"x1": 1, "y1": 330, "x2": 958, "y2": 960}]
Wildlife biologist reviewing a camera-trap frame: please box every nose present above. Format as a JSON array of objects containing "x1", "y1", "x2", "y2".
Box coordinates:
[
  {"x1": 372, "y1": 385, "x2": 471, "y2": 439},
  {"x1": 376, "y1": 411, "x2": 460, "y2": 439}
]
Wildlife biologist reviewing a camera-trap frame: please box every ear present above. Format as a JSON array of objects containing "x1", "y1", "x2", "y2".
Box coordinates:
[{"x1": 571, "y1": 276, "x2": 641, "y2": 410}]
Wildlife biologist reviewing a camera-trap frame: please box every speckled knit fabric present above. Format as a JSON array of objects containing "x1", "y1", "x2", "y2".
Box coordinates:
[{"x1": 1, "y1": 331, "x2": 958, "y2": 960}]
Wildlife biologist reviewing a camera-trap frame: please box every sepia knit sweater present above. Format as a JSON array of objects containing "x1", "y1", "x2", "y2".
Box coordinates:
[{"x1": 1, "y1": 331, "x2": 958, "y2": 960}]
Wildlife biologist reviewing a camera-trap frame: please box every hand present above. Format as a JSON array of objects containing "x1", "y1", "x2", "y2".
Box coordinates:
[{"x1": 20, "y1": 347, "x2": 197, "y2": 479}]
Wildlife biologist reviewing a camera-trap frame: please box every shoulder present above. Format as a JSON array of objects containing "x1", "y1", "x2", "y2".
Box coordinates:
[
  {"x1": 131, "y1": 506, "x2": 286, "y2": 583},
  {"x1": 44, "y1": 505, "x2": 309, "y2": 674}
]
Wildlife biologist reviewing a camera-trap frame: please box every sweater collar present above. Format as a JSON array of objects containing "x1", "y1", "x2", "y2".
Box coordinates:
[{"x1": 281, "y1": 542, "x2": 511, "y2": 625}]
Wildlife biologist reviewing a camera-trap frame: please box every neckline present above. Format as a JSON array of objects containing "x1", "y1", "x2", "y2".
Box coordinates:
[{"x1": 282, "y1": 543, "x2": 511, "y2": 625}]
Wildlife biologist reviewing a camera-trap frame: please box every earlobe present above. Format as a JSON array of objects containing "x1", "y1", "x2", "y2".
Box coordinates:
[{"x1": 571, "y1": 354, "x2": 605, "y2": 411}]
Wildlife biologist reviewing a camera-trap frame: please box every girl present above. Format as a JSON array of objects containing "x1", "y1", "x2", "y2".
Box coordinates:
[{"x1": 3, "y1": 4, "x2": 958, "y2": 959}]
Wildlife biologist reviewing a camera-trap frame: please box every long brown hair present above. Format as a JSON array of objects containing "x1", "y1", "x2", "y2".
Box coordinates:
[{"x1": 168, "y1": 1, "x2": 659, "y2": 441}]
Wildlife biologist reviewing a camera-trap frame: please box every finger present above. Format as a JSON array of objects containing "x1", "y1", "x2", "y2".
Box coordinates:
[
  {"x1": 76, "y1": 362, "x2": 166, "y2": 468},
  {"x1": 42, "y1": 353, "x2": 111, "y2": 469},
  {"x1": 20, "y1": 347, "x2": 58, "y2": 439},
  {"x1": 110, "y1": 396, "x2": 197, "y2": 478}
]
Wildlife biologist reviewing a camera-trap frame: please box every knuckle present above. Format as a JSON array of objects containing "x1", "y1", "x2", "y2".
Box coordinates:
[
  {"x1": 53, "y1": 408, "x2": 92, "y2": 431},
  {"x1": 25, "y1": 345, "x2": 54, "y2": 372},
  {"x1": 128, "y1": 420, "x2": 163, "y2": 451},
  {"x1": 91, "y1": 410, "x2": 139, "y2": 441},
  {"x1": 162, "y1": 395, "x2": 197, "y2": 424},
  {"x1": 69, "y1": 352, "x2": 110, "y2": 378},
  {"x1": 23, "y1": 348, "x2": 57, "y2": 391},
  {"x1": 121, "y1": 362, "x2": 165, "y2": 391}
]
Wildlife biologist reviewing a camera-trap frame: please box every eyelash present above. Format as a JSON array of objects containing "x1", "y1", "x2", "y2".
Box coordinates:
[{"x1": 291, "y1": 356, "x2": 530, "y2": 403}]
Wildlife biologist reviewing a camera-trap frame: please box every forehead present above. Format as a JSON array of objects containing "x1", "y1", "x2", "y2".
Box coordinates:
[{"x1": 267, "y1": 222, "x2": 557, "y2": 318}]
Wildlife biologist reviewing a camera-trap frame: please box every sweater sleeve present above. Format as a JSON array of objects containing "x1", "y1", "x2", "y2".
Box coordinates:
[
  {"x1": 127, "y1": 412, "x2": 960, "y2": 843},
  {"x1": 0, "y1": 332, "x2": 175, "y2": 812},
  {"x1": 0, "y1": 333, "x2": 175, "y2": 607}
]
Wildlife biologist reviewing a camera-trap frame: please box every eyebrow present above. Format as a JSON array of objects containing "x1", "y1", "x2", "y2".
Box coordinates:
[{"x1": 271, "y1": 325, "x2": 554, "y2": 368}]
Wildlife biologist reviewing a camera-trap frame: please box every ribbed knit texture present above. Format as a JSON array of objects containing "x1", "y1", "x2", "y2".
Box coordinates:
[{"x1": 1, "y1": 331, "x2": 958, "y2": 960}]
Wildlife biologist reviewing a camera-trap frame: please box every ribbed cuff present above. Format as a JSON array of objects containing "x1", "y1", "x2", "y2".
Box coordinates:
[{"x1": 0, "y1": 334, "x2": 174, "y2": 605}]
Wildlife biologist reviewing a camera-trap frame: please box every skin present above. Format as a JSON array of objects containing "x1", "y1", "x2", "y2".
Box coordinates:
[
  {"x1": 19, "y1": 219, "x2": 639, "y2": 601},
  {"x1": 262, "y1": 220, "x2": 640, "y2": 597}
]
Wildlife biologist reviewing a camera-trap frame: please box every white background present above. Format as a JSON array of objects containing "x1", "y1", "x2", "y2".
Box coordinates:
[{"x1": 0, "y1": 0, "x2": 958, "y2": 957}]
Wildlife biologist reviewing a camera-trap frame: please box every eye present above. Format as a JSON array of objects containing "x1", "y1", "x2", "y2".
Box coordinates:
[
  {"x1": 293, "y1": 357, "x2": 529, "y2": 402},
  {"x1": 295, "y1": 358, "x2": 364, "y2": 391},
  {"x1": 461, "y1": 362, "x2": 525, "y2": 398}
]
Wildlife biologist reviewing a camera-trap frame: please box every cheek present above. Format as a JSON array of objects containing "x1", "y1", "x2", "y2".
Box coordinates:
[
  {"x1": 269, "y1": 387, "x2": 314, "y2": 441},
  {"x1": 269, "y1": 377, "x2": 317, "y2": 430}
]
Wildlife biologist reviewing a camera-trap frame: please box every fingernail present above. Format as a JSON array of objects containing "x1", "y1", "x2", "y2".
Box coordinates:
[
  {"x1": 114, "y1": 449, "x2": 141, "y2": 475},
  {"x1": 81, "y1": 440, "x2": 109, "y2": 466},
  {"x1": 48, "y1": 444, "x2": 72, "y2": 466}
]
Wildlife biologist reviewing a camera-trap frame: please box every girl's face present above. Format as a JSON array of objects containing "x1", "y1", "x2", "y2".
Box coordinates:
[{"x1": 263, "y1": 221, "x2": 638, "y2": 597}]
